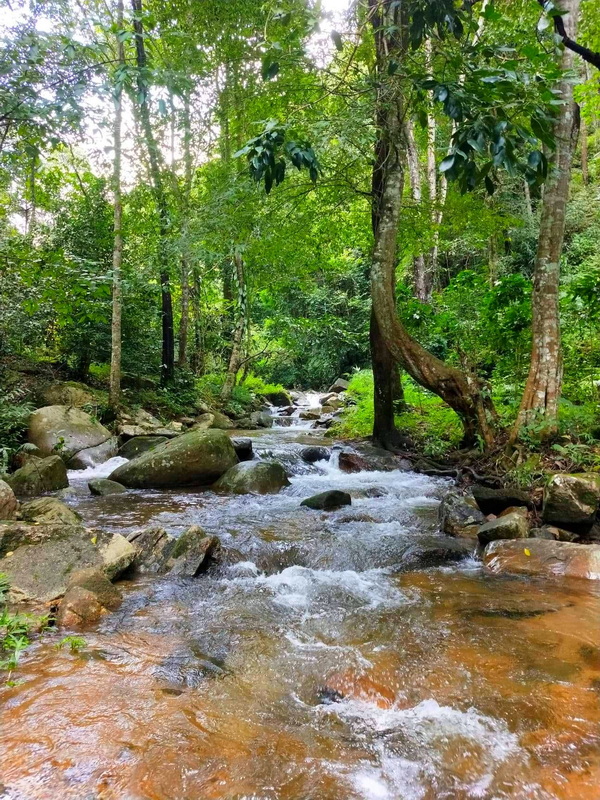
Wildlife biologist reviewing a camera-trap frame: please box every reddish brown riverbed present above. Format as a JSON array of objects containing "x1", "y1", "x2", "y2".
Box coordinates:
[{"x1": 2, "y1": 427, "x2": 600, "y2": 799}]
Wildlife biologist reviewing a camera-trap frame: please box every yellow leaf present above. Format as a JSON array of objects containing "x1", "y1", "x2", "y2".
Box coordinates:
[
  {"x1": 90, "y1": 535, "x2": 97, "y2": 545},
  {"x1": 524, "y1": 548, "x2": 531, "y2": 556}
]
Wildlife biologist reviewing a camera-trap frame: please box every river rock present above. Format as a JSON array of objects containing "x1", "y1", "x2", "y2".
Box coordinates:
[
  {"x1": 231, "y1": 437, "x2": 253, "y2": 461},
  {"x1": 483, "y1": 539, "x2": 600, "y2": 581},
  {"x1": 214, "y1": 460, "x2": 290, "y2": 495},
  {"x1": 190, "y1": 413, "x2": 215, "y2": 431},
  {"x1": 338, "y1": 451, "x2": 370, "y2": 473},
  {"x1": 0, "y1": 527, "x2": 135, "y2": 602},
  {"x1": 20, "y1": 497, "x2": 81, "y2": 525},
  {"x1": 299, "y1": 409, "x2": 320, "y2": 420},
  {"x1": 28, "y1": 405, "x2": 112, "y2": 461},
  {"x1": 0, "y1": 479, "x2": 18, "y2": 520},
  {"x1": 263, "y1": 389, "x2": 292, "y2": 407},
  {"x1": 118, "y1": 436, "x2": 168, "y2": 459},
  {"x1": 57, "y1": 566, "x2": 124, "y2": 628},
  {"x1": 438, "y1": 491, "x2": 485, "y2": 538},
  {"x1": 164, "y1": 526, "x2": 220, "y2": 577},
  {"x1": 250, "y1": 411, "x2": 273, "y2": 428},
  {"x1": 301, "y1": 446, "x2": 330, "y2": 464},
  {"x1": 542, "y1": 473, "x2": 600, "y2": 530},
  {"x1": 88, "y1": 479, "x2": 127, "y2": 496},
  {"x1": 67, "y1": 436, "x2": 119, "y2": 470},
  {"x1": 7, "y1": 455, "x2": 69, "y2": 496},
  {"x1": 210, "y1": 411, "x2": 235, "y2": 430},
  {"x1": 301, "y1": 490, "x2": 351, "y2": 511},
  {"x1": 328, "y1": 377, "x2": 350, "y2": 393},
  {"x1": 472, "y1": 486, "x2": 533, "y2": 515},
  {"x1": 477, "y1": 512, "x2": 530, "y2": 546},
  {"x1": 108, "y1": 429, "x2": 238, "y2": 489},
  {"x1": 128, "y1": 526, "x2": 175, "y2": 573},
  {"x1": 40, "y1": 381, "x2": 96, "y2": 408},
  {"x1": 530, "y1": 525, "x2": 579, "y2": 542}
]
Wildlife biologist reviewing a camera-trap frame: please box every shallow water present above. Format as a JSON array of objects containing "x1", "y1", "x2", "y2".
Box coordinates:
[{"x1": 2, "y1": 418, "x2": 600, "y2": 799}]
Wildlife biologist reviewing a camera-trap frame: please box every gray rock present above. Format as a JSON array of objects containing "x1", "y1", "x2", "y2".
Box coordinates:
[
  {"x1": 250, "y1": 411, "x2": 273, "y2": 428},
  {"x1": 483, "y1": 539, "x2": 600, "y2": 581},
  {"x1": 301, "y1": 446, "x2": 330, "y2": 464},
  {"x1": 477, "y1": 512, "x2": 530, "y2": 546},
  {"x1": 88, "y1": 479, "x2": 127, "y2": 496},
  {"x1": 108, "y1": 429, "x2": 238, "y2": 489},
  {"x1": 301, "y1": 490, "x2": 351, "y2": 511},
  {"x1": 28, "y1": 405, "x2": 112, "y2": 461},
  {"x1": 263, "y1": 389, "x2": 292, "y2": 407},
  {"x1": 231, "y1": 437, "x2": 253, "y2": 461},
  {"x1": 542, "y1": 473, "x2": 600, "y2": 530},
  {"x1": 190, "y1": 413, "x2": 215, "y2": 431},
  {"x1": 164, "y1": 526, "x2": 220, "y2": 577},
  {"x1": 40, "y1": 381, "x2": 96, "y2": 408},
  {"x1": 214, "y1": 460, "x2": 290, "y2": 495},
  {"x1": 472, "y1": 486, "x2": 533, "y2": 515},
  {"x1": 439, "y1": 491, "x2": 485, "y2": 538},
  {"x1": 530, "y1": 525, "x2": 578, "y2": 542},
  {"x1": 0, "y1": 527, "x2": 135, "y2": 602},
  {"x1": 118, "y1": 436, "x2": 169, "y2": 459},
  {"x1": 66, "y1": 567, "x2": 122, "y2": 610},
  {"x1": 0, "y1": 479, "x2": 18, "y2": 520},
  {"x1": 20, "y1": 497, "x2": 81, "y2": 525},
  {"x1": 58, "y1": 567, "x2": 123, "y2": 627},
  {"x1": 299, "y1": 409, "x2": 321, "y2": 420},
  {"x1": 67, "y1": 436, "x2": 119, "y2": 470},
  {"x1": 7, "y1": 455, "x2": 69, "y2": 497},
  {"x1": 328, "y1": 377, "x2": 350, "y2": 393},
  {"x1": 210, "y1": 411, "x2": 235, "y2": 430},
  {"x1": 128, "y1": 526, "x2": 176, "y2": 573}
]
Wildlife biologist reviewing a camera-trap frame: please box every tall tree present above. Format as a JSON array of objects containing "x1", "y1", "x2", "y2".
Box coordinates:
[
  {"x1": 131, "y1": 0, "x2": 175, "y2": 384},
  {"x1": 109, "y1": 0, "x2": 125, "y2": 410},
  {"x1": 511, "y1": 0, "x2": 581, "y2": 441}
]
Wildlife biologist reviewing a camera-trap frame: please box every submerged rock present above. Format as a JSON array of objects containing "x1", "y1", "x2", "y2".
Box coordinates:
[
  {"x1": 472, "y1": 486, "x2": 533, "y2": 516},
  {"x1": 438, "y1": 491, "x2": 485, "y2": 538},
  {"x1": 20, "y1": 497, "x2": 81, "y2": 525},
  {"x1": 483, "y1": 539, "x2": 600, "y2": 581},
  {"x1": 542, "y1": 473, "x2": 600, "y2": 531},
  {"x1": 250, "y1": 411, "x2": 273, "y2": 428},
  {"x1": 301, "y1": 490, "x2": 351, "y2": 511},
  {"x1": 477, "y1": 512, "x2": 530, "y2": 546},
  {"x1": 0, "y1": 479, "x2": 18, "y2": 520},
  {"x1": 164, "y1": 526, "x2": 220, "y2": 577},
  {"x1": 88, "y1": 479, "x2": 127, "y2": 496},
  {"x1": 108, "y1": 429, "x2": 238, "y2": 489},
  {"x1": 7, "y1": 455, "x2": 69, "y2": 496},
  {"x1": 0, "y1": 526, "x2": 135, "y2": 602},
  {"x1": 67, "y1": 436, "x2": 119, "y2": 470},
  {"x1": 118, "y1": 435, "x2": 168, "y2": 459},
  {"x1": 28, "y1": 405, "x2": 112, "y2": 461},
  {"x1": 58, "y1": 566, "x2": 123, "y2": 628},
  {"x1": 214, "y1": 460, "x2": 290, "y2": 495}
]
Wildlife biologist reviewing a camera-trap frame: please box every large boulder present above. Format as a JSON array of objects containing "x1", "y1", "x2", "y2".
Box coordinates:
[
  {"x1": 231, "y1": 437, "x2": 253, "y2": 462},
  {"x1": 542, "y1": 473, "x2": 600, "y2": 530},
  {"x1": 472, "y1": 486, "x2": 533, "y2": 515},
  {"x1": 250, "y1": 411, "x2": 273, "y2": 428},
  {"x1": 20, "y1": 497, "x2": 81, "y2": 525},
  {"x1": 338, "y1": 451, "x2": 370, "y2": 474},
  {"x1": 263, "y1": 389, "x2": 292, "y2": 407},
  {"x1": 328, "y1": 377, "x2": 350, "y2": 393},
  {"x1": 439, "y1": 491, "x2": 485, "y2": 538},
  {"x1": 128, "y1": 526, "x2": 175, "y2": 573},
  {"x1": 127, "y1": 525, "x2": 219, "y2": 576},
  {"x1": 301, "y1": 490, "x2": 351, "y2": 511},
  {"x1": 214, "y1": 461, "x2": 290, "y2": 495},
  {"x1": 40, "y1": 381, "x2": 96, "y2": 408},
  {"x1": 477, "y1": 512, "x2": 530, "y2": 546},
  {"x1": 88, "y1": 479, "x2": 127, "y2": 496},
  {"x1": 210, "y1": 411, "x2": 235, "y2": 430},
  {"x1": 190, "y1": 413, "x2": 215, "y2": 431},
  {"x1": 67, "y1": 437, "x2": 119, "y2": 470},
  {"x1": 28, "y1": 405, "x2": 112, "y2": 461},
  {"x1": 483, "y1": 539, "x2": 600, "y2": 581},
  {"x1": 118, "y1": 436, "x2": 168, "y2": 459},
  {"x1": 7, "y1": 455, "x2": 69, "y2": 497},
  {"x1": 0, "y1": 479, "x2": 18, "y2": 520},
  {"x1": 301, "y1": 446, "x2": 330, "y2": 464},
  {"x1": 57, "y1": 567, "x2": 123, "y2": 628},
  {"x1": 108, "y1": 429, "x2": 238, "y2": 489},
  {"x1": 0, "y1": 526, "x2": 135, "y2": 602}
]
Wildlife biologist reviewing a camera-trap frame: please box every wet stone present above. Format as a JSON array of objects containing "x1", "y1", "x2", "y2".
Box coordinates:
[{"x1": 300, "y1": 490, "x2": 352, "y2": 511}]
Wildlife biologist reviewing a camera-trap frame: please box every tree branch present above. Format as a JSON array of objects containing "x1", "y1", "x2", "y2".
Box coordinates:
[{"x1": 537, "y1": 0, "x2": 600, "y2": 70}]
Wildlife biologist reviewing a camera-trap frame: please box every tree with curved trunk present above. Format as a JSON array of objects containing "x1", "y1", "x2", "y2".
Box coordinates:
[{"x1": 511, "y1": 0, "x2": 581, "y2": 442}]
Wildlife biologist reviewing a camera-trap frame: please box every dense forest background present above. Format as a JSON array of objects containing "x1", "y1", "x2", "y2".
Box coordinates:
[{"x1": 1, "y1": 0, "x2": 599, "y2": 470}]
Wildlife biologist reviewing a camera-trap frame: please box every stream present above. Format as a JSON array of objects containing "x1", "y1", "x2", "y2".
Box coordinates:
[{"x1": 1, "y1": 403, "x2": 600, "y2": 799}]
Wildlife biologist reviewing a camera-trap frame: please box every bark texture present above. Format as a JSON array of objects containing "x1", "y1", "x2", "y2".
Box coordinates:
[
  {"x1": 221, "y1": 252, "x2": 247, "y2": 401},
  {"x1": 512, "y1": 0, "x2": 580, "y2": 441}
]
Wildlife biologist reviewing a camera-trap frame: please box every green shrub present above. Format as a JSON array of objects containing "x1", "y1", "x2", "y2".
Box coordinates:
[{"x1": 0, "y1": 393, "x2": 33, "y2": 471}]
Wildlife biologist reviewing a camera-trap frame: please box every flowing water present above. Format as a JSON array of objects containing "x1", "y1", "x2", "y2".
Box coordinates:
[{"x1": 2, "y1": 410, "x2": 600, "y2": 799}]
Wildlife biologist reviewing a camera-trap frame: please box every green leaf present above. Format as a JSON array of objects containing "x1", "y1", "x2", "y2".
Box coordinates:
[
  {"x1": 261, "y1": 58, "x2": 280, "y2": 81},
  {"x1": 439, "y1": 155, "x2": 455, "y2": 173},
  {"x1": 331, "y1": 31, "x2": 343, "y2": 52}
]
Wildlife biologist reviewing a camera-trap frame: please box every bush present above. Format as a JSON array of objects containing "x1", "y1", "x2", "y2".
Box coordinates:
[{"x1": 0, "y1": 393, "x2": 33, "y2": 471}]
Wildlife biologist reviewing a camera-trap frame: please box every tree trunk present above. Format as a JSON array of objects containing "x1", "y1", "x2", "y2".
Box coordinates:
[
  {"x1": 369, "y1": 0, "x2": 496, "y2": 448},
  {"x1": 221, "y1": 252, "x2": 247, "y2": 401},
  {"x1": 511, "y1": 0, "x2": 580, "y2": 442},
  {"x1": 109, "y1": 0, "x2": 125, "y2": 411},
  {"x1": 132, "y1": 0, "x2": 175, "y2": 385},
  {"x1": 178, "y1": 95, "x2": 193, "y2": 368},
  {"x1": 580, "y1": 113, "x2": 589, "y2": 185},
  {"x1": 404, "y1": 118, "x2": 430, "y2": 302}
]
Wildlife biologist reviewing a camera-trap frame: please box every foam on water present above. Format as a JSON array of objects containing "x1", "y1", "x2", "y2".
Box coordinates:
[{"x1": 67, "y1": 456, "x2": 128, "y2": 483}]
